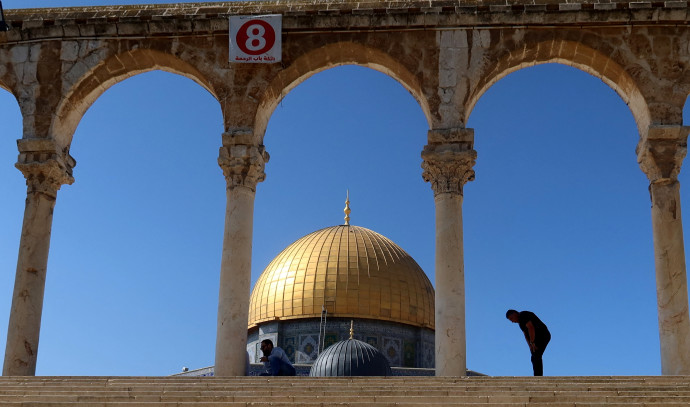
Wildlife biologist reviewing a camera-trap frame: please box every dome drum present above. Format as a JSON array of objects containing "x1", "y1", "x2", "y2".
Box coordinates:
[{"x1": 247, "y1": 318, "x2": 435, "y2": 368}]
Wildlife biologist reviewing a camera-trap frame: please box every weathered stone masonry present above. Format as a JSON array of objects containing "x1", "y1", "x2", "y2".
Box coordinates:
[{"x1": 1, "y1": 0, "x2": 690, "y2": 376}]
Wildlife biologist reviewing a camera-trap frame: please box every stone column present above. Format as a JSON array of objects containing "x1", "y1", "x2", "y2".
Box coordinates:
[
  {"x1": 421, "y1": 128, "x2": 476, "y2": 377},
  {"x1": 215, "y1": 131, "x2": 269, "y2": 376},
  {"x1": 3, "y1": 139, "x2": 74, "y2": 376},
  {"x1": 637, "y1": 125, "x2": 690, "y2": 375}
]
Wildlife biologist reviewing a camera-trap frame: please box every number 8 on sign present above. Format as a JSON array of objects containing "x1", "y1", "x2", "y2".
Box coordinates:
[
  {"x1": 229, "y1": 14, "x2": 281, "y2": 63},
  {"x1": 237, "y1": 20, "x2": 275, "y2": 56}
]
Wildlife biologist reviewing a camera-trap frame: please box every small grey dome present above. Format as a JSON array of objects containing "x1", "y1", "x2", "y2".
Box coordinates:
[{"x1": 309, "y1": 338, "x2": 392, "y2": 377}]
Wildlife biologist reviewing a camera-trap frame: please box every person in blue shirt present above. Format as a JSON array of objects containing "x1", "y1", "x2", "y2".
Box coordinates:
[
  {"x1": 259, "y1": 339, "x2": 296, "y2": 376},
  {"x1": 506, "y1": 309, "x2": 551, "y2": 376}
]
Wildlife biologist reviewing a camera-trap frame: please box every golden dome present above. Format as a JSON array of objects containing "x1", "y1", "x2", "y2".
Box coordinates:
[{"x1": 248, "y1": 225, "x2": 435, "y2": 329}]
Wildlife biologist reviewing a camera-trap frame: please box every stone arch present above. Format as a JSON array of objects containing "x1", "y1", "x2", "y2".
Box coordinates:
[
  {"x1": 0, "y1": 82, "x2": 20, "y2": 130},
  {"x1": 0, "y1": 81, "x2": 11, "y2": 94},
  {"x1": 0, "y1": 83, "x2": 22, "y2": 151},
  {"x1": 0, "y1": 87, "x2": 26, "y2": 340},
  {"x1": 465, "y1": 40, "x2": 650, "y2": 135},
  {"x1": 52, "y1": 48, "x2": 218, "y2": 148},
  {"x1": 254, "y1": 41, "x2": 432, "y2": 143},
  {"x1": 0, "y1": 81, "x2": 31, "y2": 140}
]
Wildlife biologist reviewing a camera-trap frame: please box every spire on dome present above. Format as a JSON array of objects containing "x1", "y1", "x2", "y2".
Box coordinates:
[{"x1": 344, "y1": 190, "x2": 351, "y2": 226}]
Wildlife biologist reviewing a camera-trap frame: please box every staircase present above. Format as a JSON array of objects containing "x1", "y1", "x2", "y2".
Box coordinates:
[{"x1": 1, "y1": 376, "x2": 689, "y2": 406}]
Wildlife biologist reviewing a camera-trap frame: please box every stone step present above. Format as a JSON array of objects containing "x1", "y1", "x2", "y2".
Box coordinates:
[
  {"x1": 1, "y1": 378, "x2": 676, "y2": 384},
  {"x1": 7, "y1": 383, "x2": 623, "y2": 388},
  {"x1": 2, "y1": 378, "x2": 685, "y2": 382},
  {"x1": 2, "y1": 384, "x2": 688, "y2": 391},
  {"x1": 0, "y1": 402, "x2": 687, "y2": 407},
  {"x1": 0, "y1": 376, "x2": 687, "y2": 406},
  {"x1": 0, "y1": 387, "x2": 686, "y2": 394},
  {"x1": 9, "y1": 389, "x2": 677, "y2": 395},
  {"x1": 3, "y1": 394, "x2": 690, "y2": 402},
  {"x1": 2, "y1": 386, "x2": 690, "y2": 394},
  {"x1": 1, "y1": 379, "x2": 687, "y2": 387}
]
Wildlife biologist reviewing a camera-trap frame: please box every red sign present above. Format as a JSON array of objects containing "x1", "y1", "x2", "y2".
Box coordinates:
[{"x1": 230, "y1": 15, "x2": 282, "y2": 63}]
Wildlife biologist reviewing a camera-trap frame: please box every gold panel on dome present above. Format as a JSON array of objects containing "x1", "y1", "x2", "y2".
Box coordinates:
[{"x1": 248, "y1": 225, "x2": 435, "y2": 329}]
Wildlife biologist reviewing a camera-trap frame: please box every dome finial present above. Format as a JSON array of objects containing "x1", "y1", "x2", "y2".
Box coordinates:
[
  {"x1": 344, "y1": 190, "x2": 351, "y2": 226},
  {"x1": 349, "y1": 320, "x2": 354, "y2": 340}
]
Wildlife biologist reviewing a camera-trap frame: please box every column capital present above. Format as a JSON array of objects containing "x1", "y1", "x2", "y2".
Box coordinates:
[
  {"x1": 637, "y1": 125, "x2": 689, "y2": 184},
  {"x1": 218, "y1": 130, "x2": 269, "y2": 192},
  {"x1": 427, "y1": 127, "x2": 474, "y2": 146},
  {"x1": 15, "y1": 139, "x2": 75, "y2": 198},
  {"x1": 422, "y1": 128, "x2": 476, "y2": 196}
]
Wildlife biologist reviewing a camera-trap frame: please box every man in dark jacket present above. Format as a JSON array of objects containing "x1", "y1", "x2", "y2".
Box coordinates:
[
  {"x1": 506, "y1": 309, "x2": 551, "y2": 376},
  {"x1": 259, "y1": 339, "x2": 296, "y2": 376}
]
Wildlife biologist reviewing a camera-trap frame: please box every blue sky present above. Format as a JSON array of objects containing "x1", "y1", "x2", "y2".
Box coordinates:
[{"x1": 1, "y1": 0, "x2": 689, "y2": 377}]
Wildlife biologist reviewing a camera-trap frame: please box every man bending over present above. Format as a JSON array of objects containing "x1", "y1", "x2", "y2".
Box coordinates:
[{"x1": 506, "y1": 309, "x2": 551, "y2": 376}]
